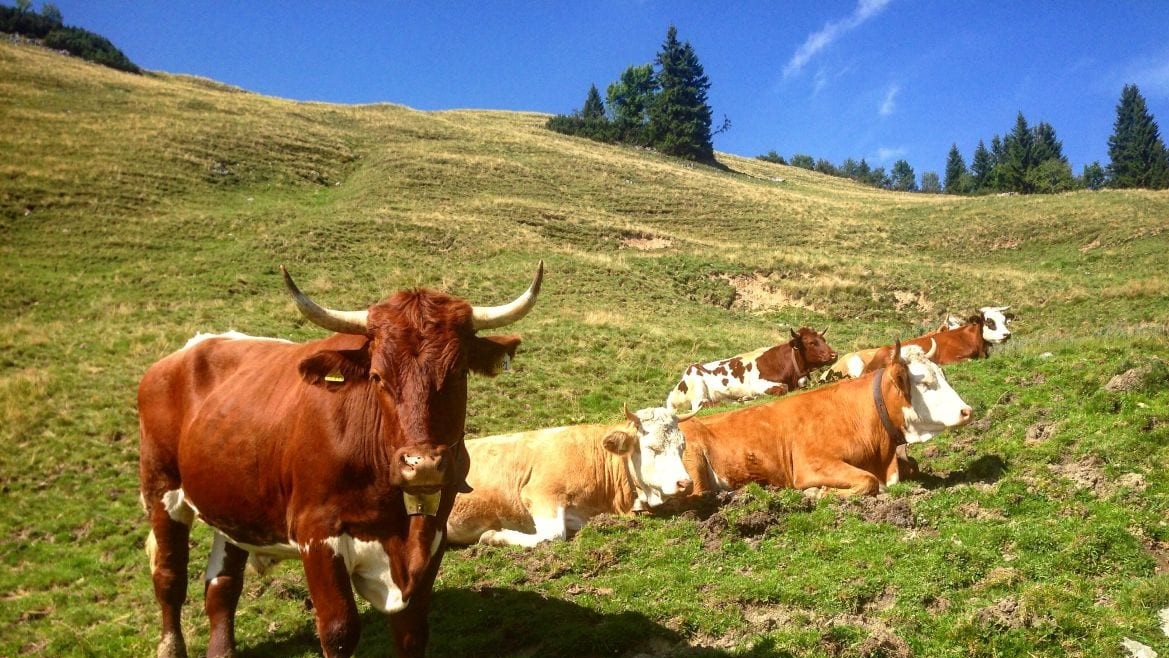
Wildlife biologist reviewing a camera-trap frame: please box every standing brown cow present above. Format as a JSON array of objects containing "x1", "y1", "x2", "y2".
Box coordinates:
[{"x1": 138, "y1": 262, "x2": 542, "y2": 658}]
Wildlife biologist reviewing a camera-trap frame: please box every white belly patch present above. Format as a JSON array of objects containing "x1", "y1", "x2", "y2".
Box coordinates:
[{"x1": 322, "y1": 534, "x2": 407, "y2": 613}]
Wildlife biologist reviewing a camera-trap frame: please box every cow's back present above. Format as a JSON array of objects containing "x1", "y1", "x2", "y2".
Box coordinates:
[{"x1": 138, "y1": 335, "x2": 292, "y2": 473}]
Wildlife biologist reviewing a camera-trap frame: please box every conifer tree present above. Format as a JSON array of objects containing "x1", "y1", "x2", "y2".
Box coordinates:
[
  {"x1": 648, "y1": 26, "x2": 715, "y2": 162},
  {"x1": 581, "y1": 84, "x2": 605, "y2": 120},
  {"x1": 1107, "y1": 84, "x2": 1169, "y2": 189},
  {"x1": 944, "y1": 143, "x2": 968, "y2": 194},
  {"x1": 1031, "y1": 121, "x2": 1067, "y2": 165},
  {"x1": 999, "y1": 112, "x2": 1034, "y2": 193},
  {"x1": 970, "y1": 140, "x2": 993, "y2": 192}
]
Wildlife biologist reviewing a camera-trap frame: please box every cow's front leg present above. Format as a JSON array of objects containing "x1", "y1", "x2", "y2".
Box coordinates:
[
  {"x1": 386, "y1": 554, "x2": 441, "y2": 658},
  {"x1": 894, "y1": 444, "x2": 919, "y2": 480},
  {"x1": 796, "y1": 460, "x2": 882, "y2": 496},
  {"x1": 300, "y1": 541, "x2": 361, "y2": 658},
  {"x1": 480, "y1": 502, "x2": 567, "y2": 547}
]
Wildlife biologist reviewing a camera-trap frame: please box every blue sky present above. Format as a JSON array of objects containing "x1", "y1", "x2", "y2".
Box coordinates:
[{"x1": 44, "y1": 1, "x2": 1169, "y2": 179}]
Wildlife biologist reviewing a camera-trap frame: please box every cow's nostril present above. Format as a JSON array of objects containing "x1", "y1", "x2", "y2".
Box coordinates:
[
  {"x1": 678, "y1": 479, "x2": 693, "y2": 492},
  {"x1": 960, "y1": 407, "x2": 972, "y2": 420}
]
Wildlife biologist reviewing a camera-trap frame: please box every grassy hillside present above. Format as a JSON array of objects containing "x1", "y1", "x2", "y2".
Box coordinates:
[{"x1": 2, "y1": 40, "x2": 1168, "y2": 657}]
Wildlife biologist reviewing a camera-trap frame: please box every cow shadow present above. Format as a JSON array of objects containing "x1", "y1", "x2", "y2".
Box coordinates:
[
  {"x1": 912, "y1": 454, "x2": 1008, "y2": 490},
  {"x1": 238, "y1": 586, "x2": 748, "y2": 658}
]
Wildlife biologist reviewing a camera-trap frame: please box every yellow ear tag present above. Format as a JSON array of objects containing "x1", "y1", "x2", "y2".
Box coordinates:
[{"x1": 324, "y1": 371, "x2": 345, "y2": 383}]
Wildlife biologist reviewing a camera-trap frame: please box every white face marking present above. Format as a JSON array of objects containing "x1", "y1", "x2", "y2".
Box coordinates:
[
  {"x1": 979, "y1": 306, "x2": 1012, "y2": 343},
  {"x1": 322, "y1": 535, "x2": 407, "y2": 614},
  {"x1": 899, "y1": 346, "x2": 972, "y2": 443},
  {"x1": 627, "y1": 407, "x2": 692, "y2": 506}
]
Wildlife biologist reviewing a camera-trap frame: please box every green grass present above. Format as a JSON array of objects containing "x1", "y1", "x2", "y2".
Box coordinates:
[{"x1": 2, "y1": 40, "x2": 1168, "y2": 657}]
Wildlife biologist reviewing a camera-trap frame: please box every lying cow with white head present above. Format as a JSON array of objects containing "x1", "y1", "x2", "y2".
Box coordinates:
[
  {"x1": 681, "y1": 340, "x2": 972, "y2": 496},
  {"x1": 665, "y1": 327, "x2": 837, "y2": 413},
  {"x1": 860, "y1": 306, "x2": 1012, "y2": 375},
  {"x1": 828, "y1": 306, "x2": 1013, "y2": 379},
  {"x1": 446, "y1": 405, "x2": 695, "y2": 547}
]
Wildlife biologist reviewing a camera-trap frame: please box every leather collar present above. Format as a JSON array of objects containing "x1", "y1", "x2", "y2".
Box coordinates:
[{"x1": 871, "y1": 368, "x2": 905, "y2": 444}]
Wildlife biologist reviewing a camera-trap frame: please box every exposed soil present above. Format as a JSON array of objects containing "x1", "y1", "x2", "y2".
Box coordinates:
[
  {"x1": 845, "y1": 495, "x2": 918, "y2": 529},
  {"x1": 621, "y1": 233, "x2": 673, "y2": 251},
  {"x1": 718, "y1": 272, "x2": 819, "y2": 313}
]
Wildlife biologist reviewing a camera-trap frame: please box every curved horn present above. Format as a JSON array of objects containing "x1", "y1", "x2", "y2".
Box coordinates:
[
  {"x1": 471, "y1": 261, "x2": 544, "y2": 330},
  {"x1": 281, "y1": 266, "x2": 369, "y2": 335},
  {"x1": 790, "y1": 328, "x2": 799, "y2": 339},
  {"x1": 924, "y1": 337, "x2": 938, "y2": 360},
  {"x1": 623, "y1": 403, "x2": 644, "y2": 430},
  {"x1": 820, "y1": 326, "x2": 829, "y2": 337},
  {"x1": 675, "y1": 409, "x2": 698, "y2": 423}
]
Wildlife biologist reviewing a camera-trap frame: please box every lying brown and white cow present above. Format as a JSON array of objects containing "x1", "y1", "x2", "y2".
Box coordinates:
[
  {"x1": 665, "y1": 327, "x2": 837, "y2": 413},
  {"x1": 826, "y1": 306, "x2": 1013, "y2": 379},
  {"x1": 446, "y1": 405, "x2": 695, "y2": 547},
  {"x1": 860, "y1": 306, "x2": 1012, "y2": 375},
  {"x1": 681, "y1": 341, "x2": 972, "y2": 497}
]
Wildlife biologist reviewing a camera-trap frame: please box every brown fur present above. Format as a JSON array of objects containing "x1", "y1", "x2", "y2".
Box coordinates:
[
  {"x1": 138, "y1": 285, "x2": 525, "y2": 658},
  {"x1": 682, "y1": 347, "x2": 911, "y2": 497}
]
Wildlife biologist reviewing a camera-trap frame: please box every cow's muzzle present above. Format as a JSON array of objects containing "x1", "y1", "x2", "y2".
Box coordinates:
[{"x1": 394, "y1": 443, "x2": 469, "y2": 516}]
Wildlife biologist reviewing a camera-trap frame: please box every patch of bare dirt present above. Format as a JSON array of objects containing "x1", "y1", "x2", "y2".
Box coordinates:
[
  {"x1": 1048, "y1": 455, "x2": 1109, "y2": 496},
  {"x1": 1105, "y1": 361, "x2": 1165, "y2": 392},
  {"x1": 621, "y1": 233, "x2": 673, "y2": 251},
  {"x1": 974, "y1": 596, "x2": 1027, "y2": 630},
  {"x1": 732, "y1": 604, "x2": 911, "y2": 658},
  {"x1": 893, "y1": 290, "x2": 934, "y2": 315},
  {"x1": 955, "y1": 501, "x2": 1006, "y2": 521},
  {"x1": 1025, "y1": 421, "x2": 1056, "y2": 444},
  {"x1": 718, "y1": 272, "x2": 819, "y2": 313},
  {"x1": 846, "y1": 495, "x2": 918, "y2": 529}
]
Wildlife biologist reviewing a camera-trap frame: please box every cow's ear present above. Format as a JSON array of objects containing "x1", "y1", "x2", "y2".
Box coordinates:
[
  {"x1": 602, "y1": 428, "x2": 636, "y2": 455},
  {"x1": 467, "y1": 334, "x2": 522, "y2": 377},
  {"x1": 299, "y1": 346, "x2": 372, "y2": 386}
]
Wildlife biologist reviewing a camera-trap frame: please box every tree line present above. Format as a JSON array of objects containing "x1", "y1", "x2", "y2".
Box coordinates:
[
  {"x1": 547, "y1": 26, "x2": 723, "y2": 164},
  {"x1": 1, "y1": 0, "x2": 140, "y2": 74},
  {"x1": 759, "y1": 84, "x2": 1169, "y2": 195}
]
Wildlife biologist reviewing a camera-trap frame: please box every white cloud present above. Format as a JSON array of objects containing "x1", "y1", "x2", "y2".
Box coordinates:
[
  {"x1": 875, "y1": 147, "x2": 906, "y2": 163},
  {"x1": 1124, "y1": 53, "x2": 1169, "y2": 99},
  {"x1": 879, "y1": 84, "x2": 900, "y2": 116},
  {"x1": 783, "y1": 0, "x2": 894, "y2": 79}
]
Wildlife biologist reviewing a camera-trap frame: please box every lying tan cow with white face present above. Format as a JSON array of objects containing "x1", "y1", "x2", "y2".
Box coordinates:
[
  {"x1": 682, "y1": 341, "x2": 972, "y2": 497},
  {"x1": 447, "y1": 406, "x2": 694, "y2": 547}
]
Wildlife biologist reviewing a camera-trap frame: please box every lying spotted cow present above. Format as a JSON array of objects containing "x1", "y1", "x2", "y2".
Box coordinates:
[
  {"x1": 665, "y1": 327, "x2": 837, "y2": 413},
  {"x1": 446, "y1": 405, "x2": 694, "y2": 547},
  {"x1": 681, "y1": 340, "x2": 972, "y2": 496}
]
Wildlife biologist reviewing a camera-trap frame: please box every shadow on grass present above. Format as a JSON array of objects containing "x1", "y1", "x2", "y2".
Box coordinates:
[
  {"x1": 237, "y1": 586, "x2": 751, "y2": 658},
  {"x1": 914, "y1": 454, "x2": 1008, "y2": 490}
]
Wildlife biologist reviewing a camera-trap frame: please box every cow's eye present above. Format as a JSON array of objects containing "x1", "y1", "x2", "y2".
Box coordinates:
[{"x1": 986, "y1": 319, "x2": 996, "y2": 330}]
